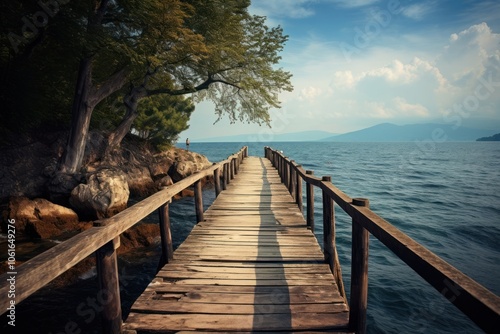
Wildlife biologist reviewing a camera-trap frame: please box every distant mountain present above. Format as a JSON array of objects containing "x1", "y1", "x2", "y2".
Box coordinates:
[
  {"x1": 193, "y1": 130, "x2": 336, "y2": 142},
  {"x1": 323, "y1": 123, "x2": 496, "y2": 142},
  {"x1": 477, "y1": 133, "x2": 500, "y2": 141}
]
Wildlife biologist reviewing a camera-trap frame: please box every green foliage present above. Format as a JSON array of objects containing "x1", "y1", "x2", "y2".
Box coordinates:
[
  {"x1": 0, "y1": 0, "x2": 293, "y2": 145},
  {"x1": 134, "y1": 95, "x2": 194, "y2": 150}
]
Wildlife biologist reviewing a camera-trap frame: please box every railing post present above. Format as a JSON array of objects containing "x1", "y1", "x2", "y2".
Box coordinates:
[
  {"x1": 214, "y1": 167, "x2": 222, "y2": 197},
  {"x1": 230, "y1": 159, "x2": 235, "y2": 180},
  {"x1": 234, "y1": 157, "x2": 239, "y2": 175},
  {"x1": 321, "y1": 176, "x2": 336, "y2": 275},
  {"x1": 222, "y1": 163, "x2": 228, "y2": 189},
  {"x1": 225, "y1": 161, "x2": 231, "y2": 185},
  {"x1": 289, "y1": 161, "x2": 296, "y2": 199},
  {"x1": 194, "y1": 180, "x2": 204, "y2": 223},
  {"x1": 349, "y1": 198, "x2": 370, "y2": 334},
  {"x1": 278, "y1": 155, "x2": 283, "y2": 181},
  {"x1": 296, "y1": 165, "x2": 303, "y2": 212},
  {"x1": 284, "y1": 159, "x2": 289, "y2": 189},
  {"x1": 94, "y1": 221, "x2": 122, "y2": 334},
  {"x1": 306, "y1": 170, "x2": 315, "y2": 231},
  {"x1": 157, "y1": 201, "x2": 173, "y2": 271}
]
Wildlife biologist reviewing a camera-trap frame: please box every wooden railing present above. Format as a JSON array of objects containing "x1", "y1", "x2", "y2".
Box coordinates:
[
  {"x1": 264, "y1": 146, "x2": 500, "y2": 334},
  {"x1": 0, "y1": 146, "x2": 248, "y2": 334}
]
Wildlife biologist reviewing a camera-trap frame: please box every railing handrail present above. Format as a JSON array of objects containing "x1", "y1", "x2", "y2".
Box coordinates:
[
  {"x1": 0, "y1": 146, "x2": 248, "y2": 317},
  {"x1": 265, "y1": 146, "x2": 500, "y2": 334}
]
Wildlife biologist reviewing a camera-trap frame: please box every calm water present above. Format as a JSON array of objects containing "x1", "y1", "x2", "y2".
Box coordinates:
[
  {"x1": 2, "y1": 142, "x2": 499, "y2": 333},
  {"x1": 186, "y1": 141, "x2": 500, "y2": 334}
]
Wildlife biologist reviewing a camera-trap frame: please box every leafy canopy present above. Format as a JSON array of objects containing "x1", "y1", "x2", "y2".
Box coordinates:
[
  {"x1": 133, "y1": 95, "x2": 194, "y2": 150},
  {"x1": 0, "y1": 0, "x2": 293, "y2": 147}
]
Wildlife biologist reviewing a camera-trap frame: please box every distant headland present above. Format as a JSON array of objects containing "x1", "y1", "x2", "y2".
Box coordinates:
[{"x1": 477, "y1": 133, "x2": 500, "y2": 141}]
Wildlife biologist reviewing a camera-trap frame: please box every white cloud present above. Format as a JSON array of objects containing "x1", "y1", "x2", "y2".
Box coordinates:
[
  {"x1": 437, "y1": 22, "x2": 500, "y2": 115},
  {"x1": 181, "y1": 20, "x2": 500, "y2": 139},
  {"x1": 290, "y1": 22, "x2": 499, "y2": 132},
  {"x1": 392, "y1": 97, "x2": 430, "y2": 117},
  {"x1": 401, "y1": 2, "x2": 435, "y2": 21},
  {"x1": 299, "y1": 86, "x2": 323, "y2": 101}
]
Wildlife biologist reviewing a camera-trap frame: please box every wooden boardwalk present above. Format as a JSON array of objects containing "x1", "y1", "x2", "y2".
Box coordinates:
[{"x1": 123, "y1": 156, "x2": 350, "y2": 333}]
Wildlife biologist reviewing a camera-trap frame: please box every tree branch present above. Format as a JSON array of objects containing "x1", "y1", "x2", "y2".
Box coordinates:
[
  {"x1": 88, "y1": 68, "x2": 129, "y2": 107},
  {"x1": 147, "y1": 76, "x2": 241, "y2": 97}
]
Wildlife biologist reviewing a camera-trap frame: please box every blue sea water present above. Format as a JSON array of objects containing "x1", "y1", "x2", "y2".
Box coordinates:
[
  {"x1": 182, "y1": 141, "x2": 500, "y2": 334},
  {"x1": 3, "y1": 141, "x2": 498, "y2": 333}
]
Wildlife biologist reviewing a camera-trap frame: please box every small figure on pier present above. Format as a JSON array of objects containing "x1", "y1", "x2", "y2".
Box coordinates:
[{"x1": 186, "y1": 138, "x2": 190, "y2": 151}]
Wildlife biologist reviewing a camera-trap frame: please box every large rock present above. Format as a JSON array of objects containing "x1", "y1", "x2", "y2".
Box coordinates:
[
  {"x1": 70, "y1": 168, "x2": 130, "y2": 219},
  {"x1": 3, "y1": 197, "x2": 80, "y2": 239},
  {"x1": 122, "y1": 165, "x2": 155, "y2": 197},
  {"x1": 119, "y1": 223, "x2": 161, "y2": 254},
  {"x1": 167, "y1": 149, "x2": 212, "y2": 183}
]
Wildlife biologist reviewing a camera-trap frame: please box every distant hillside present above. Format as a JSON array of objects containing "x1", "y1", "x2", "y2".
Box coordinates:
[
  {"x1": 324, "y1": 123, "x2": 495, "y2": 142},
  {"x1": 193, "y1": 130, "x2": 336, "y2": 142},
  {"x1": 477, "y1": 133, "x2": 500, "y2": 141}
]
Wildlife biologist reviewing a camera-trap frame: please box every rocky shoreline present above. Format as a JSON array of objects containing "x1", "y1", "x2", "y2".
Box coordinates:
[{"x1": 0, "y1": 131, "x2": 213, "y2": 282}]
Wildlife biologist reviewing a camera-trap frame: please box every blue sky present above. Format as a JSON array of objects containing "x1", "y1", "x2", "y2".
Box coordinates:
[{"x1": 180, "y1": 0, "x2": 500, "y2": 140}]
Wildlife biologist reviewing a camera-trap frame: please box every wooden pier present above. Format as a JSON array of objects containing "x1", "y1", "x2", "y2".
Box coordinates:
[
  {"x1": 1, "y1": 146, "x2": 498, "y2": 334},
  {"x1": 123, "y1": 156, "x2": 350, "y2": 332}
]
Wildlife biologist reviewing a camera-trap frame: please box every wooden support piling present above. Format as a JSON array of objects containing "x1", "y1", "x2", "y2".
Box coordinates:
[
  {"x1": 306, "y1": 170, "x2": 315, "y2": 231},
  {"x1": 296, "y1": 165, "x2": 303, "y2": 212},
  {"x1": 289, "y1": 161, "x2": 296, "y2": 200},
  {"x1": 222, "y1": 163, "x2": 228, "y2": 189},
  {"x1": 322, "y1": 176, "x2": 335, "y2": 273},
  {"x1": 230, "y1": 159, "x2": 235, "y2": 180},
  {"x1": 157, "y1": 201, "x2": 173, "y2": 271},
  {"x1": 349, "y1": 198, "x2": 370, "y2": 334},
  {"x1": 94, "y1": 222, "x2": 122, "y2": 334},
  {"x1": 194, "y1": 180, "x2": 204, "y2": 223},
  {"x1": 214, "y1": 167, "x2": 222, "y2": 197}
]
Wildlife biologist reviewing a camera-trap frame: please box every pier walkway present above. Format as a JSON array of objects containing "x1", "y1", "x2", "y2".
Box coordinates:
[{"x1": 123, "y1": 156, "x2": 350, "y2": 332}]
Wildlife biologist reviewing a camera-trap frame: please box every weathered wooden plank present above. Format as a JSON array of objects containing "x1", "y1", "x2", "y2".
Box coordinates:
[
  {"x1": 131, "y1": 300, "x2": 348, "y2": 314},
  {"x1": 162, "y1": 261, "x2": 333, "y2": 269},
  {"x1": 152, "y1": 278, "x2": 335, "y2": 286},
  {"x1": 124, "y1": 313, "x2": 349, "y2": 332},
  {"x1": 147, "y1": 283, "x2": 344, "y2": 297},
  {"x1": 156, "y1": 271, "x2": 334, "y2": 281},
  {"x1": 158, "y1": 265, "x2": 332, "y2": 275}
]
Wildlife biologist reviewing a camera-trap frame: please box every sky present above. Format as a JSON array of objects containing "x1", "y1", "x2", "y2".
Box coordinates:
[{"x1": 180, "y1": 0, "x2": 500, "y2": 141}]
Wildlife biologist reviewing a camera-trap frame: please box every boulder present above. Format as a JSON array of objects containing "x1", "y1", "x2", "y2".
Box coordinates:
[
  {"x1": 3, "y1": 197, "x2": 79, "y2": 239},
  {"x1": 70, "y1": 168, "x2": 130, "y2": 219},
  {"x1": 155, "y1": 175, "x2": 174, "y2": 189},
  {"x1": 149, "y1": 152, "x2": 175, "y2": 179},
  {"x1": 122, "y1": 165, "x2": 155, "y2": 197},
  {"x1": 119, "y1": 223, "x2": 161, "y2": 254},
  {"x1": 168, "y1": 149, "x2": 212, "y2": 183}
]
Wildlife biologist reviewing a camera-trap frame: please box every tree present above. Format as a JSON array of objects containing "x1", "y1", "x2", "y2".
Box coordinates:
[
  {"x1": 133, "y1": 95, "x2": 195, "y2": 150},
  {"x1": 57, "y1": 0, "x2": 210, "y2": 172},
  {"x1": 47, "y1": 0, "x2": 292, "y2": 173},
  {"x1": 106, "y1": 1, "x2": 293, "y2": 149}
]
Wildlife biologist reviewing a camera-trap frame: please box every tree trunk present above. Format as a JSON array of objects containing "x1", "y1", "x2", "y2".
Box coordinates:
[
  {"x1": 59, "y1": 57, "x2": 93, "y2": 174},
  {"x1": 107, "y1": 87, "x2": 147, "y2": 150}
]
